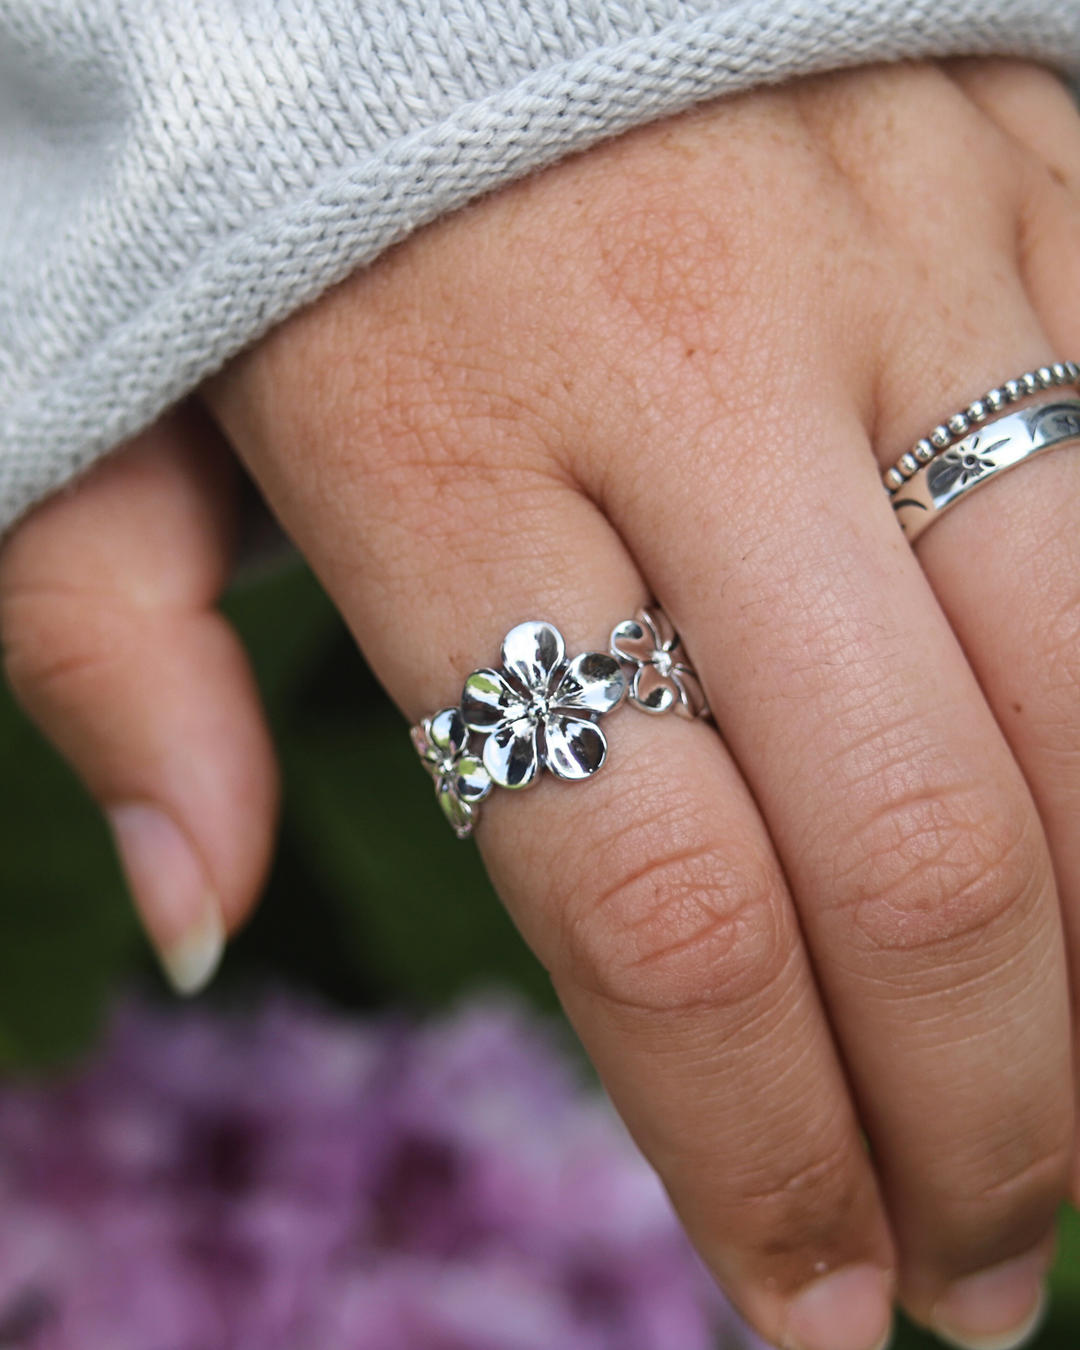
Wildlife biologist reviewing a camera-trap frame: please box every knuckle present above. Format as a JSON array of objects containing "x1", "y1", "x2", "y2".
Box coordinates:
[
  {"x1": 831, "y1": 780, "x2": 1048, "y2": 956},
  {"x1": 308, "y1": 339, "x2": 576, "y2": 582},
  {"x1": 359, "y1": 346, "x2": 558, "y2": 486},
  {"x1": 589, "y1": 190, "x2": 744, "y2": 352},
  {"x1": 971, "y1": 1139, "x2": 1072, "y2": 1220},
  {"x1": 256, "y1": 274, "x2": 574, "y2": 531},
  {"x1": 732, "y1": 1137, "x2": 871, "y2": 1261},
  {"x1": 0, "y1": 582, "x2": 127, "y2": 712},
  {"x1": 297, "y1": 262, "x2": 569, "y2": 488},
  {"x1": 934, "y1": 1138, "x2": 1071, "y2": 1265},
  {"x1": 562, "y1": 787, "x2": 789, "y2": 1017}
]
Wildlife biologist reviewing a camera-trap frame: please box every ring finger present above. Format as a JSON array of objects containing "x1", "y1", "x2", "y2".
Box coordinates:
[{"x1": 570, "y1": 74, "x2": 1075, "y2": 1339}]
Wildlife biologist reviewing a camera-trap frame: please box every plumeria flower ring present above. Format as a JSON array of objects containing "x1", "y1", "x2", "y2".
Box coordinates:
[
  {"x1": 461, "y1": 622, "x2": 626, "y2": 790},
  {"x1": 411, "y1": 707, "x2": 492, "y2": 839},
  {"x1": 610, "y1": 606, "x2": 710, "y2": 719}
]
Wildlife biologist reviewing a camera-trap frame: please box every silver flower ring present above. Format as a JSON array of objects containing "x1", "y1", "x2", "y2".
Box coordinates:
[
  {"x1": 462, "y1": 621, "x2": 625, "y2": 791},
  {"x1": 411, "y1": 707, "x2": 493, "y2": 840},
  {"x1": 610, "y1": 607, "x2": 709, "y2": 719},
  {"x1": 411, "y1": 608, "x2": 709, "y2": 837}
]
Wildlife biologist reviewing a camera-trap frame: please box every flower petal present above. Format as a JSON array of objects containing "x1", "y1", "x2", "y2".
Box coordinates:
[
  {"x1": 632, "y1": 664, "x2": 679, "y2": 714},
  {"x1": 482, "y1": 717, "x2": 541, "y2": 790},
  {"x1": 644, "y1": 605, "x2": 678, "y2": 655},
  {"x1": 544, "y1": 714, "x2": 608, "y2": 780},
  {"x1": 436, "y1": 779, "x2": 476, "y2": 839},
  {"x1": 553, "y1": 652, "x2": 625, "y2": 715},
  {"x1": 501, "y1": 622, "x2": 565, "y2": 695},
  {"x1": 454, "y1": 754, "x2": 492, "y2": 803},
  {"x1": 428, "y1": 707, "x2": 467, "y2": 757},
  {"x1": 673, "y1": 664, "x2": 709, "y2": 720},
  {"x1": 462, "y1": 668, "x2": 527, "y2": 731},
  {"x1": 410, "y1": 721, "x2": 440, "y2": 772},
  {"x1": 609, "y1": 618, "x2": 655, "y2": 666}
]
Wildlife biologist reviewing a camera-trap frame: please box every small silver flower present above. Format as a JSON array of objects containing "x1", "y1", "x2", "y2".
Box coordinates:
[
  {"x1": 941, "y1": 445, "x2": 995, "y2": 486},
  {"x1": 610, "y1": 607, "x2": 708, "y2": 719},
  {"x1": 461, "y1": 622, "x2": 626, "y2": 790},
  {"x1": 927, "y1": 434, "x2": 1003, "y2": 496},
  {"x1": 411, "y1": 707, "x2": 492, "y2": 839}
]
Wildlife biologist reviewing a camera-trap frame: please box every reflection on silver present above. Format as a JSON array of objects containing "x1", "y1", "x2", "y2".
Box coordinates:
[
  {"x1": 462, "y1": 622, "x2": 625, "y2": 790},
  {"x1": 611, "y1": 607, "x2": 710, "y2": 719},
  {"x1": 411, "y1": 606, "x2": 710, "y2": 839},
  {"x1": 411, "y1": 707, "x2": 492, "y2": 840},
  {"x1": 882, "y1": 362, "x2": 1080, "y2": 493},
  {"x1": 892, "y1": 398, "x2": 1080, "y2": 542}
]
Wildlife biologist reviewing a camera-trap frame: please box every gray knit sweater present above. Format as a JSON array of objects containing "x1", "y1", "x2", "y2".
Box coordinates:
[{"x1": 1, "y1": 0, "x2": 1078, "y2": 533}]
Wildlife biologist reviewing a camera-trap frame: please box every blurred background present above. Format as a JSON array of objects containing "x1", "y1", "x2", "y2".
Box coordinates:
[{"x1": 1, "y1": 556, "x2": 1078, "y2": 1348}]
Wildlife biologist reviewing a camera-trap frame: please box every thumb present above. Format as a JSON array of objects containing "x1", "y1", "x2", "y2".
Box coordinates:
[{"x1": 0, "y1": 406, "x2": 279, "y2": 994}]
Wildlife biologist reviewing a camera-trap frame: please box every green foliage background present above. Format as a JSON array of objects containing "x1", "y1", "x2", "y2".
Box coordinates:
[{"x1": 0, "y1": 558, "x2": 1077, "y2": 1347}]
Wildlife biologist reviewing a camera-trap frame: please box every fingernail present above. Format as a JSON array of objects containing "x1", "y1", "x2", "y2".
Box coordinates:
[
  {"x1": 932, "y1": 1251, "x2": 1048, "y2": 1350},
  {"x1": 108, "y1": 803, "x2": 225, "y2": 996},
  {"x1": 783, "y1": 1264, "x2": 893, "y2": 1350},
  {"x1": 157, "y1": 893, "x2": 226, "y2": 996}
]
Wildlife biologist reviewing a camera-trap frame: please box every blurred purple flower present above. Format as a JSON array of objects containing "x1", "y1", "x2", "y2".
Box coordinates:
[{"x1": 0, "y1": 995, "x2": 767, "y2": 1350}]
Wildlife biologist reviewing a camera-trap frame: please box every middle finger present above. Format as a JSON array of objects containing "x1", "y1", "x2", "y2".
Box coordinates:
[{"x1": 567, "y1": 99, "x2": 1073, "y2": 1329}]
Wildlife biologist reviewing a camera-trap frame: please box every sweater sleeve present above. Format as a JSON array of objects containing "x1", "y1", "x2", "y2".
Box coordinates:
[{"x1": 0, "y1": 0, "x2": 1078, "y2": 533}]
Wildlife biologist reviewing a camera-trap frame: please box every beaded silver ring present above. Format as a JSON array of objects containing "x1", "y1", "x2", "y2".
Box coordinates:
[{"x1": 881, "y1": 362, "x2": 1080, "y2": 495}]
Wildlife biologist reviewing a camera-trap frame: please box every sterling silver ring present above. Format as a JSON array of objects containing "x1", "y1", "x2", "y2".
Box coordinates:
[
  {"x1": 412, "y1": 606, "x2": 710, "y2": 838},
  {"x1": 882, "y1": 362, "x2": 1080, "y2": 493},
  {"x1": 891, "y1": 397, "x2": 1080, "y2": 542}
]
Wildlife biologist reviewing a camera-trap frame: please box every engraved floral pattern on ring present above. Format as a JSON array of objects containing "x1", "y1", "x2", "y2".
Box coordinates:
[
  {"x1": 411, "y1": 707, "x2": 492, "y2": 839},
  {"x1": 461, "y1": 622, "x2": 625, "y2": 790},
  {"x1": 933, "y1": 442, "x2": 998, "y2": 490},
  {"x1": 610, "y1": 607, "x2": 708, "y2": 719}
]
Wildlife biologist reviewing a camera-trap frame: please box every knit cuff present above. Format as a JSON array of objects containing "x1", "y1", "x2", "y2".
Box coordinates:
[{"x1": 0, "y1": 0, "x2": 1078, "y2": 530}]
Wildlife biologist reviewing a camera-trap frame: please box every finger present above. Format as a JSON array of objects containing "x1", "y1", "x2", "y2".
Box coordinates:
[
  {"x1": 575, "y1": 70, "x2": 1073, "y2": 1336},
  {"x1": 207, "y1": 320, "x2": 897, "y2": 1350},
  {"x1": 609, "y1": 381, "x2": 1070, "y2": 1337},
  {"x1": 0, "y1": 405, "x2": 278, "y2": 994},
  {"x1": 946, "y1": 60, "x2": 1080, "y2": 370},
  {"x1": 907, "y1": 71, "x2": 1080, "y2": 1202},
  {"x1": 945, "y1": 58, "x2": 1080, "y2": 189}
]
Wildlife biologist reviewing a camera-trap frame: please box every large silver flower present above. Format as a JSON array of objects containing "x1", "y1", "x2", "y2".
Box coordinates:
[
  {"x1": 610, "y1": 607, "x2": 708, "y2": 718},
  {"x1": 411, "y1": 707, "x2": 492, "y2": 839},
  {"x1": 461, "y1": 622, "x2": 626, "y2": 789}
]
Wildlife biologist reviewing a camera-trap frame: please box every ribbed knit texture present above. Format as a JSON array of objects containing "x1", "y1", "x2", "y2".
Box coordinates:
[{"x1": 0, "y1": 0, "x2": 1078, "y2": 532}]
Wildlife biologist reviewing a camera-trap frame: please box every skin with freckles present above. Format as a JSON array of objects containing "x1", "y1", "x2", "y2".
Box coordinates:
[{"x1": 3, "y1": 57, "x2": 1080, "y2": 1350}]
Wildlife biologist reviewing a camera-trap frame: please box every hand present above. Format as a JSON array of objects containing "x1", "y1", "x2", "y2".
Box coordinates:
[{"x1": 5, "y1": 58, "x2": 1080, "y2": 1350}]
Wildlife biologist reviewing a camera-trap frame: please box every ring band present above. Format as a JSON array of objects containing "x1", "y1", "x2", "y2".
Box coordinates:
[
  {"x1": 882, "y1": 362, "x2": 1080, "y2": 493},
  {"x1": 412, "y1": 607, "x2": 709, "y2": 838},
  {"x1": 891, "y1": 397, "x2": 1080, "y2": 542}
]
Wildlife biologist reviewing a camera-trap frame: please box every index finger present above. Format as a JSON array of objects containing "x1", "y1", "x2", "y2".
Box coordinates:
[{"x1": 205, "y1": 315, "x2": 896, "y2": 1350}]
